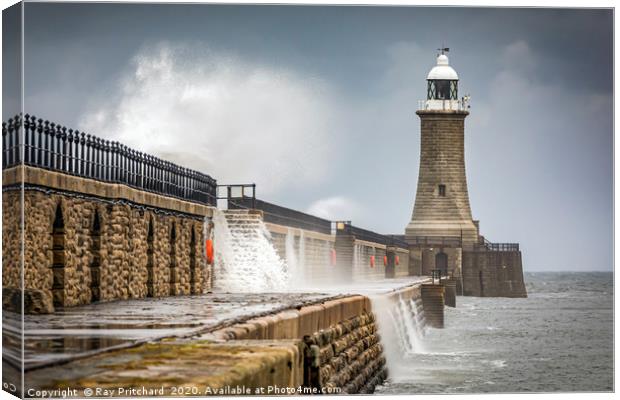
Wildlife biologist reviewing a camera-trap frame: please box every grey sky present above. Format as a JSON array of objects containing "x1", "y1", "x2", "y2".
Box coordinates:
[{"x1": 4, "y1": 3, "x2": 613, "y2": 271}]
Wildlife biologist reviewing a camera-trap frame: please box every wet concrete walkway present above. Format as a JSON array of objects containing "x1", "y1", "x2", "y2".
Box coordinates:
[
  {"x1": 4, "y1": 293, "x2": 335, "y2": 370},
  {"x1": 3, "y1": 277, "x2": 429, "y2": 371}
]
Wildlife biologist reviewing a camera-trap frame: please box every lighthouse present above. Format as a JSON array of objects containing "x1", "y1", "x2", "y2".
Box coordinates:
[
  {"x1": 404, "y1": 49, "x2": 527, "y2": 298},
  {"x1": 406, "y1": 49, "x2": 478, "y2": 248},
  {"x1": 405, "y1": 49, "x2": 478, "y2": 282}
]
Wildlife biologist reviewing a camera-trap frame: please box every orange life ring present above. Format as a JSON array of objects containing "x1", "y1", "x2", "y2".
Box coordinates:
[
  {"x1": 395, "y1": 255, "x2": 400, "y2": 266},
  {"x1": 330, "y1": 249, "x2": 337, "y2": 266},
  {"x1": 370, "y1": 255, "x2": 375, "y2": 268},
  {"x1": 206, "y1": 239, "x2": 214, "y2": 264},
  {"x1": 383, "y1": 256, "x2": 388, "y2": 267}
]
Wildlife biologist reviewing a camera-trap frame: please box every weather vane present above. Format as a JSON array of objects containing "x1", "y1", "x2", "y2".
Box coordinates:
[{"x1": 437, "y1": 46, "x2": 450, "y2": 55}]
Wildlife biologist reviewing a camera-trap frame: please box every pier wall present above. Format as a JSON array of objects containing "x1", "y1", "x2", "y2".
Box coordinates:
[
  {"x1": 421, "y1": 284, "x2": 445, "y2": 328},
  {"x1": 267, "y1": 223, "x2": 336, "y2": 283},
  {"x1": 240, "y1": 205, "x2": 413, "y2": 282},
  {"x1": 461, "y1": 250, "x2": 527, "y2": 298},
  {"x1": 29, "y1": 284, "x2": 430, "y2": 395},
  {"x1": 210, "y1": 298, "x2": 387, "y2": 393},
  {"x1": 2, "y1": 166, "x2": 213, "y2": 313}
]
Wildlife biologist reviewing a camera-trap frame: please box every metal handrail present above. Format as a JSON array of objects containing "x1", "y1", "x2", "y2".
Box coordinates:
[
  {"x1": 2, "y1": 114, "x2": 217, "y2": 206},
  {"x1": 333, "y1": 221, "x2": 409, "y2": 248},
  {"x1": 408, "y1": 236, "x2": 463, "y2": 246},
  {"x1": 227, "y1": 196, "x2": 332, "y2": 235}
]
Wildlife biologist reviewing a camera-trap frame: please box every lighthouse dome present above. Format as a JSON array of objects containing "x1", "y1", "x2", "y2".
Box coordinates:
[{"x1": 427, "y1": 54, "x2": 459, "y2": 80}]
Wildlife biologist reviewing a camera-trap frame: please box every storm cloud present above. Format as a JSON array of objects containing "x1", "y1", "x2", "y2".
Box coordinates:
[{"x1": 9, "y1": 4, "x2": 613, "y2": 271}]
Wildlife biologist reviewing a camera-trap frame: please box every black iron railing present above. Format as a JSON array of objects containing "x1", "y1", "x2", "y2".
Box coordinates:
[
  {"x1": 333, "y1": 221, "x2": 410, "y2": 248},
  {"x1": 483, "y1": 239, "x2": 519, "y2": 252},
  {"x1": 2, "y1": 114, "x2": 217, "y2": 206},
  {"x1": 228, "y1": 195, "x2": 332, "y2": 235},
  {"x1": 385, "y1": 234, "x2": 411, "y2": 249},
  {"x1": 217, "y1": 184, "x2": 257, "y2": 209},
  {"x1": 407, "y1": 236, "x2": 463, "y2": 247}
]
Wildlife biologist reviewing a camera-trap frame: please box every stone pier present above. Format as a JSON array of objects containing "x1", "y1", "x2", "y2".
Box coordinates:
[
  {"x1": 21, "y1": 280, "x2": 433, "y2": 396},
  {"x1": 2, "y1": 165, "x2": 214, "y2": 313},
  {"x1": 421, "y1": 284, "x2": 445, "y2": 328}
]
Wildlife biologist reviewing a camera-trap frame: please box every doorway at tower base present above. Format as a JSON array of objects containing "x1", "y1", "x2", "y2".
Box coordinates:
[{"x1": 406, "y1": 243, "x2": 527, "y2": 298}]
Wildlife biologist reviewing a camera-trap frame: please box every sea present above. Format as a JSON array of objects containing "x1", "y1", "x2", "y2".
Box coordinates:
[{"x1": 375, "y1": 272, "x2": 614, "y2": 394}]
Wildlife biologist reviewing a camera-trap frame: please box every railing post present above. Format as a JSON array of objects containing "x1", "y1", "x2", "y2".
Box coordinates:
[
  {"x1": 23, "y1": 114, "x2": 31, "y2": 165},
  {"x1": 30, "y1": 115, "x2": 37, "y2": 165},
  {"x1": 6, "y1": 118, "x2": 13, "y2": 167},
  {"x1": 252, "y1": 183, "x2": 256, "y2": 209},
  {"x1": 96, "y1": 137, "x2": 103, "y2": 180},
  {"x1": 2, "y1": 121, "x2": 7, "y2": 169},
  {"x1": 25, "y1": 114, "x2": 34, "y2": 165},
  {"x1": 85, "y1": 134, "x2": 92, "y2": 178},
  {"x1": 42, "y1": 120, "x2": 50, "y2": 169},
  {"x1": 125, "y1": 146, "x2": 132, "y2": 186},
  {"x1": 67, "y1": 129, "x2": 75, "y2": 174},
  {"x1": 37, "y1": 118, "x2": 45, "y2": 168},
  {"x1": 60, "y1": 126, "x2": 68, "y2": 173},
  {"x1": 78, "y1": 131, "x2": 85, "y2": 176},
  {"x1": 48, "y1": 122, "x2": 57, "y2": 170}
]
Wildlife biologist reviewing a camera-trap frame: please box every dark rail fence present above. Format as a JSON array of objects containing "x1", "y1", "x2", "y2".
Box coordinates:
[
  {"x1": 334, "y1": 221, "x2": 410, "y2": 249},
  {"x1": 2, "y1": 114, "x2": 217, "y2": 206},
  {"x1": 483, "y1": 241, "x2": 519, "y2": 252},
  {"x1": 227, "y1": 195, "x2": 332, "y2": 235},
  {"x1": 407, "y1": 236, "x2": 463, "y2": 247}
]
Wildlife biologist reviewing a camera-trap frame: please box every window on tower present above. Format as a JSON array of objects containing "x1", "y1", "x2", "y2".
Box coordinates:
[
  {"x1": 450, "y1": 81, "x2": 458, "y2": 99},
  {"x1": 438, "y1": 184, "x2": 446, "y2": 197},
  {"x1": 428, "y1": 80, "x2": 458, "y2": 100},
  {"x1": 434, "y1": 80, "x2": 450, "y2": 99}
]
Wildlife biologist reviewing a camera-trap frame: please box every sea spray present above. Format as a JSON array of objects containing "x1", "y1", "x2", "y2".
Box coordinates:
[
  {"x1": 370, "y1": 293, "x2": 427, "y2": 379},
  {"x1": 299, "y1": 230, "x2": 306, "y2": 282},
  {"x1": 213, "y1": 209, "x2": 290, "y2": 292},
  {"x1": 285, "y1": 228, "x2": 310, "y2": 288}
]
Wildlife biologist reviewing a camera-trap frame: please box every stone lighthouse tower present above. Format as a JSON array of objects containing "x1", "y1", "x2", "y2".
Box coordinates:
[
  {"x1": 405, "y1": 49, "x2": 478, "y2": 277},
  {"x1": 405, "y1": 49, "x2": 527, "y2": 298}
]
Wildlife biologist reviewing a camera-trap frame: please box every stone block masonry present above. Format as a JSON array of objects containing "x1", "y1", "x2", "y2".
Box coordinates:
[
  {"x1": 462, "y1": 249, "x2": 527, "y2": 298},
  {"x1": 303, "y1": 312, "x2": 386, "y2": 394},
  {"x1": 2, "y1": 166, "x2": 213, "y2": 313},
  {"x1": 443, "y1": 278, "x2": 457, "y2": 307},
  {"x1": 406, "y1": 111, "x2": 478, "y2": 243},
  {"x1": 421, "y1": 284, "x2": 445, "y2": 328}
]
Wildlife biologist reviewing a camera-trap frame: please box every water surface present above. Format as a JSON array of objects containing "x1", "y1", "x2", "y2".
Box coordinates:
[{"x1": 376, "y1": 272, "x2": 613, "y2": 393}]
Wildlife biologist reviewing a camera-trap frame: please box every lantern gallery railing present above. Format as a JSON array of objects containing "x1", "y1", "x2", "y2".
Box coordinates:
[
  {"x1": 417, "y1": 98, "x2": 470, "y2": 112},
  {"x1": 2, "y1": 114, "x2": 217, "y2": 206},
  {"x1": 483, "y1": 241, "x2": 520, "y2": 252}
]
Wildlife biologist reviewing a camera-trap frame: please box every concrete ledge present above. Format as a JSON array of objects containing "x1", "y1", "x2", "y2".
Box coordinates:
[
  {"x1": 209, "y1": 295, "x2": 371, "y2": 342},
  {"x1": 3, "y1": 165, "x2": 214, "y2": 218},
  {"x1": 25, "y1": 339, "x2": 304, "y2": 396}
]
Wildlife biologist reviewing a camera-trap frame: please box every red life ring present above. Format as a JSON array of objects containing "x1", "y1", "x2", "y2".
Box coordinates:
[
  {"x1": 395, "y1": 255, "x2": 400, "y2": 266},
  {"x1": 206, "y1": 239, "x2": 214, "y2": 264},
  {"x1": 370, "y1": 255, "x2": 375, "y2": 268},
  {"x1": 330, "y1": 249, "x2": 337, "y2": 266},
  {"x1": 383, "y1": 256, "x2": 388, "y2": 267}
]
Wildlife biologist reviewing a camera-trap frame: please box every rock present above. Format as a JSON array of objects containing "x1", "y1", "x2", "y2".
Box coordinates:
[{"x1": 2, "y1": 287, "x2": 55, "y2": 314}]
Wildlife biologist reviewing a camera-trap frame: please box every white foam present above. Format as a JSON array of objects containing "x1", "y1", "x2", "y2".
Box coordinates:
[{"x1": 213, "y1": 210, "x2": 290, "y2": 292}]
